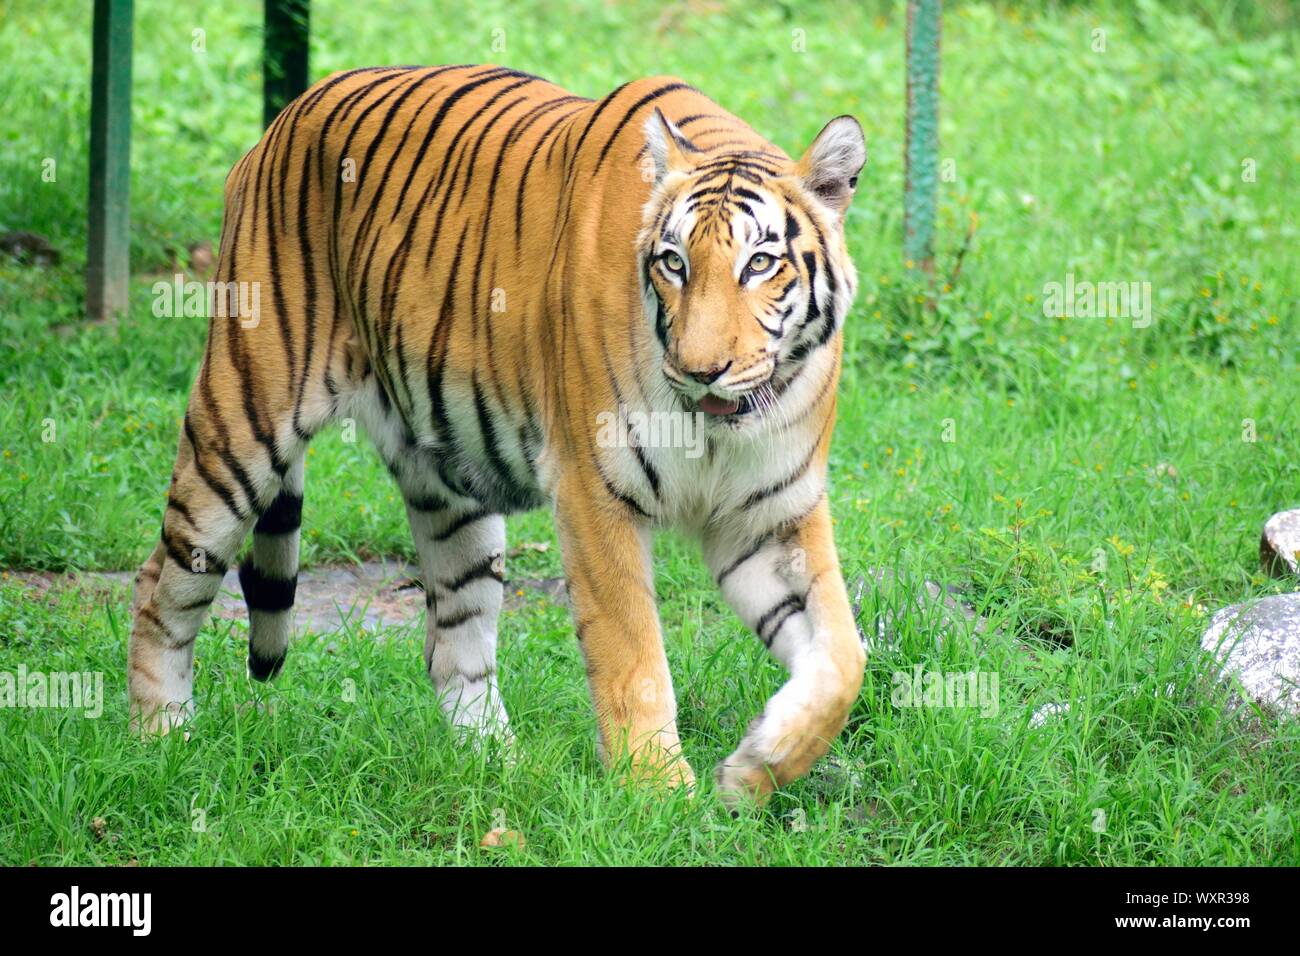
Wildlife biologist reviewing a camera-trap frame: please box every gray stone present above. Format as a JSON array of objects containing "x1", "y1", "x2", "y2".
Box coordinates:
[
  {"x1": 1201, "y1": 594, "x2": 1300, "y2": 715},
  {"x1": 1260, "y1": 509, "x2": 1300, "y2": 581}
]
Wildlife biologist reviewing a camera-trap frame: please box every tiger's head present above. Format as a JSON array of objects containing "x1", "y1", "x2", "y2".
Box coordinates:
[{"x1": 637, "y1": 109, "x2": 865, "y2": 424}]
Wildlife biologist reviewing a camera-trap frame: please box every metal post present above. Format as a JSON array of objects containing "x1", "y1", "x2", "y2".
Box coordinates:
[
  {"x1": 264, "y1": 0, "x2": 310, "y2": 128},
  {"x1": 904, "y1": 0, "x2": 941, "y2": 274},
  {"x1": 87, "y1": 0, "x2": 133, "y2": 322}
]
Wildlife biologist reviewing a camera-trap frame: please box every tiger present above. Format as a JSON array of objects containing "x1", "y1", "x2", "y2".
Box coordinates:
[{"x1": 127, "y1": 64, "x2": 868, "y2": 805}]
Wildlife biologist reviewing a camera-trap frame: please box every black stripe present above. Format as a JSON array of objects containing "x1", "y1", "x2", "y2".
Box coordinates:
[
  {"x1": 693, "y1": 151, "x2": 784, "y2": 172},
  {"x1": 503, "y1": 94, "x2": 585, "y2": 152},
  {"x1": 436, "y1": 607, "x2": 483, "y2": 629},
  {"x1": 423, "y1": 227, "x2": 472, "y2": 498},
  {"x1": 406, "y1": 492, "x2": 449, "y2": 514},
  {"x1": 782, "y1": 195, "x2": 840, "y2": 361},
  {"x1": 248, "y1": 644, "x2": 286, "y2": 681},
  {"x1": 456, "y1": 89, "x2": 533, "y2": 209},
  {"x1": 567, "y1": 81, "x2": 631, "y2": 171},
  {"x1": 388, "y1": 67, "x2": 519, "y2": 224},
  {"x1": 219, "y1": 449, "x2": 261, "y2": 517},
  {"x1": 173, "y1": 594, "x2": 215, "y2": 612},
  {"x1": 598, "y1": 467, "x2": 651, "y2": 519},
  {"x1": 654, "y1": 295, "x2": 670, "y2": 350},
  {"x1": 346, "y1": 77, "x2": 454, "y2": 288},
  {"x1": 254, "y1": 491, "x2": 303, "y2": 536},
  {"x1": 166, "y1": 496, "x2": 196, "y2": 528},
  {"x1": 297, "y1": 67, "x2": 404, "y2": 122},
  {"x1": 757, "y1": 592, "x2": 807, "y2": 646},
  {"x1": 422, "y1": 80, "x2": 535, "y2": 273},
  {"x1": 343, "y1": 78, "x2": 439, "y2": 340},
  {"x1": 217, "y1": 165, "x2": 292, "y2": 481},
  {"x1": 515, "y1": 105, "x2": 584, "y2": 248},
  {"x1": 222, "y1": 309, "x2": 288, "y2": 478},
  {"x1": 741, "y1": 421, "x2": 828, "y2": 510},
  {"x1": 349, "y1": 68, "x2": 447, "y2": 211},
  {"x1": 290, "y1": 145, "x2": 318, "y2": 442},
  {"x1": 183, "y1": 419, "x2": 249, "y2": 522},
  {"x1": 801, "y1": 251, "x2": 823, "y2": 325},
  {"x1": 239, "y1": 562, "x2": 297, "y2": 613},
  {"x1": 372, "y1": 93, "x2": 473, "y2": 335},
  {"x1": 389, "y1": 321, "x2": 418, "y2": 432},
  {"x1": 326, "y1": 78, "x2": 426, "y2": 370},
  {"x1": 162, "y1": 529, "x2": 228, "y2": 576},
  {"x1": 439, "y1": 553, "x2": 504, "y2": 592},
  {"x1": 629, "y1": 442, "x2": 661, "y2": 499},
  {"x1": 717, "y1": 538, "x2": 767, "y2": 586},
  {"x1": 435, "y1": 509, "x2": 489, "y2": 542},
  {"x1": 600, "y1": 352, "x2": 661, "y2": 499},
  {"x1": 592, "y1": 82, "x2": 690, "y2": 175},
  {"x1": 809, "y1": 214, "x2": 838, "y2": 296},
  {"x1": 549, "y1": 112, "x2": 576, "y2": 167},
  {"x1": 140, "y1": 605, "x2": 186, "y2": 649},
  {"x1": 455, "y1": 665, "x2": 496, "y2": 684},
  {"x1": 471, "y1": 374, "x2": 531, "y2": 507},
  {"x1": 417, "y1": 131, "x2": 473, "y2": 271}
]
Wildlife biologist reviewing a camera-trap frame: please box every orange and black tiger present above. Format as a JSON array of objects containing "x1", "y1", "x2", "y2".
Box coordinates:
[{"x1": 128, "y1": 64, "x2": 868, "y2": 803}]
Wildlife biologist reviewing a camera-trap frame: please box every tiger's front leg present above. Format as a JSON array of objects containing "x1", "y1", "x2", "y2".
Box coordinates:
[
  {"x1": 705, "y1": 497, "x2": 866, "y2": 805},
  {"x1": 553, "y1": 478, "x2": 695, "y2": 791}
]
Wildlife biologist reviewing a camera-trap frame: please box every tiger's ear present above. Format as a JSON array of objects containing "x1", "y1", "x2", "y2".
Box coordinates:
[
  {"x1": 796, "y1": 116, "x2": 866, "y2": 218},
  {"x1": 643, "y1": 108, "x2": 693, "y2": 186}
]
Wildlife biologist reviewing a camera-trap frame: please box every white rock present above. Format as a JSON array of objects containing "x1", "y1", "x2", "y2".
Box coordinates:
[
  {"x1": 1260, "y1": 509, "x2": 1300, "y2": 580},
  {"x1": 1201, "y1": 594, "x2": 1300, "y2": 715},
  {"x1": 1029, "y1": 702, "x2": 1069, "y2": 728}
]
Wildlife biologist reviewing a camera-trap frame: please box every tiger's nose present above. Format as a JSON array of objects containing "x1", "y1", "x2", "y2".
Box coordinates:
[{"x1": 684, "y1": 361, "x2": 731, "y2": 385}]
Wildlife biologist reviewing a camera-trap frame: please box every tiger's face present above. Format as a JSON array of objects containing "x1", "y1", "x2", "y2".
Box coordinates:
[{"x1": 638, "y1": 110, "x2": 866, "y2": 423}]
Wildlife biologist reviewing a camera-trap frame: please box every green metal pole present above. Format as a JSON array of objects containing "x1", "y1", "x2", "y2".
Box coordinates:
[
  {"x1": 87, "y1": 0, "x2": 133, "y2": 322},
  {"x1": 264, "y1": 0, "x2": 310, "y2": 128},
  {"x1": 904, "y1": 0, "x2": 940, "y2": 274}
]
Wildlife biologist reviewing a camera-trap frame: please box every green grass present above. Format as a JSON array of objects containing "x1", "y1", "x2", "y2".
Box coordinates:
[{"x1": 1, "y1": 0, "x2": 1298, "y2": 864}]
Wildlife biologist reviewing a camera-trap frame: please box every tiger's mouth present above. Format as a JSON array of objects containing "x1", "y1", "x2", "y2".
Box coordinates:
[
  {"x1": 693, "y1": 391, "x2": 759, "y2": 418},
  {"x1": 663, "y1": 359, "x2": 771, "y2": 419},
  {"x1": 663, "y1": 366, "x2": 762, "y2": 418},
  {"x1": 697, "y1": 394, "x2": 742, "y2": 416}
]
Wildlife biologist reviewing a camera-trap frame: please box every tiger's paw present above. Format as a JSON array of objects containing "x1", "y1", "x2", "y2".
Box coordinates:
[
  {"x1": 619, "y1": 758, "x2": 697, "y2": 795},
  {"x1": 442, "y1": 689, "x2": 517, "y2": 764},
  {"x1": 453, "y1": 721, "x2": 518, "y2": 766},
  {"x1": 128, "y1": 699, "x2": 192, "y2": 739},
  {"x1": 714, "y1": 752, "x2": 778, "y2": 809},
  {"x1": 611, "y1": 735, "x2": 697, "y2": 795}
]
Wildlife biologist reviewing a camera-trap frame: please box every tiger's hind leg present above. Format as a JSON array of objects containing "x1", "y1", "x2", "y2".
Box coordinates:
[
  {"x1": 128, "y1": 368, "x2": 315, "y2": 734},
  {"x1": 410, "y1": 490, "x2": 512, "y2": 746},
  {"x1": 128, "y1": 410, "x2": 276, "y2": 733},
  {"x1": 351, "y1": 387, "x2": 512, "y2": 745}
]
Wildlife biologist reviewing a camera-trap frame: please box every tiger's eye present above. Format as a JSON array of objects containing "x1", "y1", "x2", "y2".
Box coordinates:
[
  {"x1": 747, "y1": 252, "x2": 774, "y2": 275},
  {"x1": 664, "y1": 251, "x2": 685, "y2": 273}
]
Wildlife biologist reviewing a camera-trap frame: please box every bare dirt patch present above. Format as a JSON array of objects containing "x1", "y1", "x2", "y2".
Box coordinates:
[{"x1": 5, "y1": 560, "x2": 567, "y2": 634}]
